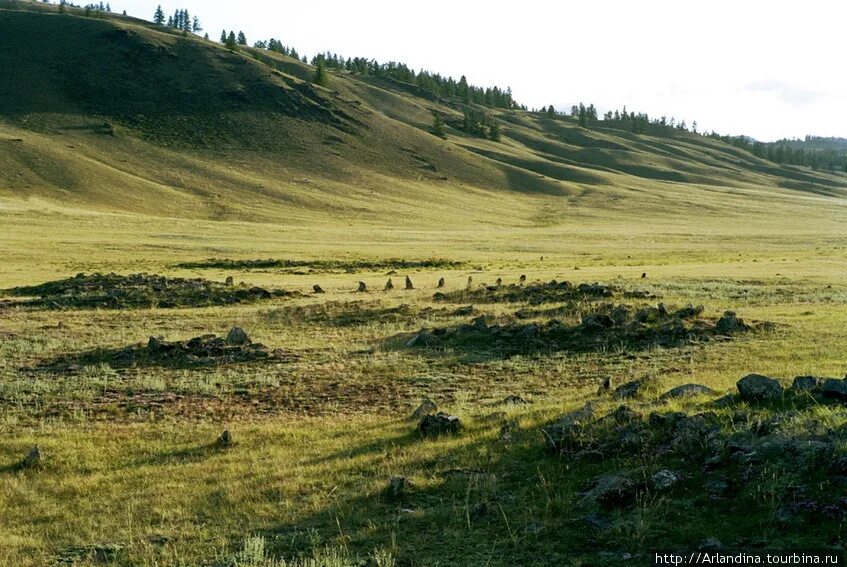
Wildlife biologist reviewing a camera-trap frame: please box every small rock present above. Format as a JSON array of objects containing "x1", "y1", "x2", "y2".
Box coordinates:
[
  {"x1": 410, "y1": 398, "x2": 438, "y2": 420},
  {"x1": 357, "y1": 281, "x2": 367, "y2": 292},
  {"x1": 499, "y1": 420, "x2": 519, "y2": 441},
  {"x1": 651, "y1": 469, "x2": 681, "y2": 491},
  {"x1": 406, "y1": 331, "x2": 435, "y2": 348},
  {"x1": 385, "y1": 279, "x2": 394, "y2": 290},
  {"x1": 737, "y1": 374, "x2": 783, "y2": 402},
  {"x1": 659, "y1": 383, "x2": 716, "y2": 400},
  {"x1": 467, "y1": 276, "x2": 473, "y2": 288},
  {"x1": 519, "y1": 274, "x2": 527, "y2": 284},
  {"x1": 583, "y1": 513, "x2": 611, "y2": 531},
  {"x1": 216, "y1": 430, "x2": 232, "y2": 447},
  {"x1": 387, "y1": 476, "x2": 407, "y2": 498},
  {"x1": 598, "y1": 376, "x2": 612, "y2": 395},
  {"x1": 226, "y1": 327, "x2": 250, "y2": 346},
  {"x1": 405, "y1": 276, "x2": 414, "y2": 290},
  {"x1": 312, "y1": 284, "x2": 325, "y2": 294},
  {"x1": 716, "y1": 311, "x2": 748, "y2": 334},
  {"x1": 698, "y1": 538, "x2": 726, "y2": 552},
  {"x1": 437, "y1": 277, "x2": 445, "y2": 288},
  {"x1": 419, "y1": 412, "x2": 461, "y2": 436},
  {"x1": 23, "y1": 446, "x2": 42, "y2": 468},
  {"x1": 613, "y1": 379, "x2": 644, "y2": 400},
  {"x1": 820, "y1": 378, "x2": 847, "y2": 400},
  {"x1": 225, "y1": 276, "x2": 234, "y2": 286},
  {"x1": 791, "y1": 375, "x2": 821, "y2": 392},
  {"x1": 580, "y1": 473, "x2": 641, "y2": 509},
  {"x1": 711, "y1": 394, "x2": 737, "y2": 408},
  {"x1": 641, "y1": 272, "x2": 647, "y2": 279},
  {"x1": 502, "y1": 394, "x2": 528, "y2": 405},
  {"x1": 147, "y1": 336, "x2": 164, "y2": 351}
]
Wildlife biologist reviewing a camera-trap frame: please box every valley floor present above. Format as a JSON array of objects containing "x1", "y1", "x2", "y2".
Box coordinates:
[{"x1": 1, "y1": 199, "x2": 846, "y2": 566}]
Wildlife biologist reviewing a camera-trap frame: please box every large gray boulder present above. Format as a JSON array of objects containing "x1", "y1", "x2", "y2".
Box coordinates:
[
  {"x1": 659, "y1": 383, "x2": 716, "y2": 401},
  {"x1": 737, "y1": 374, "x2": 783, "y2": 402}
]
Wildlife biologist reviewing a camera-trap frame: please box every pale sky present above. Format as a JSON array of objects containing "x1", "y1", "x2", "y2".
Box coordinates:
[{"x1": 109, "y1": 0, "x2": 847, "y2": 142}]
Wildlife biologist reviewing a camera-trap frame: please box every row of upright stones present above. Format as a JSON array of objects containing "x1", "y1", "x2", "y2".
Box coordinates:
[{"x1": 312, "y1": 275, "x2": 528, "y2": 294}]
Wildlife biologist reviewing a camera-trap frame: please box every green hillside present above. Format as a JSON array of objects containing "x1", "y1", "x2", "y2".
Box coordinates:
[{"x1": 1, "y1": 0, "x2": 845, "y2": 227}]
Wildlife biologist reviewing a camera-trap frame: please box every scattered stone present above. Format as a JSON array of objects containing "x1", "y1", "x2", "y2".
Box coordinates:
[
  {"x1": 791, "y1": 375, "x2": 821, "y2": 392},
  {"x1": 57, "y1": 331, "x2": 287, "y2": 371},
  {"x1": 419, "y1": 412, "x2": 461, "y2": 436},
  {"x1": 519, "y1": 274, "x2": 527, "y2": 284},
  {"x1": 312, "y1": 284, "x2": 325, "y2": 294},
  {"x1": 216, "y1": 430, "x2": 232, "y2": 447},
  {"x1": 387, "y1": 476, "x2": 407, "y2": 498},
  {"x1": 405, "y1": 276, "x2": 414, "y2": 290},
  {"x1": 641, "y1": 272, "x2": 647, "y2": 279},
  {"x1": 716, "y1": 311, "x2": 749, "y2": 334},
  {"x1": 580, "y1": 473, "x2": 641, "y2": 509},
  {"x1": 437, "y1": 277, "x2": 445, "y2": 288},
  {"x1": 23, "y1": 446, "x2": 42, "y2": 468},
  {"x1": 583, "y1": 513, "x2": 612, "y2": 532},
  {"x1": 225, "y1": 327, "x2": 250, "y2": 346},
  {"x1": 711, "y1": 394, "x2": 737, "y2": 408},
  {"x1": 820, "y1": 378, "x2": 847, "y2": 401},
  {"x1": 542, "y1": 402, "x2": 597, "y2": 451},
  {"x1": 597, "y1": 405, "x2": 643, "y2": 427},
  {"x1": 502, "y1": 394, "x2": 528, "y2": 405},
  {"x1": 659, "y1": 383, "x2": 716, "y2": 401},
  {"x1": 410, "y1": 398, "x2": 438, "y2": 420},
  {"x1": 386, "y1": 270, "x2": 397, "y2": 276},
  {"x1": 4, "y1": 273, "x2": 295, "y2": 310},
  {"x1": 385, "y1": 279, "x2": 394, "y2": 290},
  {"x1": 698, "y1": 538, "x2": 726, "y2": 552},
  {"x1": 357, "y1": 281, "x2": 367, "y2": 292},
  {"x1": 225, "y1": 276, "x2": 234, "y2": 286},
  {"x1": 613, "y1": 379, "x2": 644, "y2": 400},
  {"x1": 405, "y1": 332, "x2": 435, "y2": 348},
  {"x1": 467, "y1": 276, "x2": 473, "y2": 288},
  {"x1": 453, "y1": 305, "x2": 475, "y2": 316},
  {"x1": 495, "y1": 278, "x2": 503, "y2": 287},
  {"x1": 597, "y1": 377, "x2": 612, "y2": 395},
  {"x1": 650, "y1": 469, "x2": 681, "y2": 491},
  {"x1": 737, "y1": 374, "x2": 783, "y2": 402},
  {"x1": 499, "y1": 420, "x2": 519, "y2": 442}
]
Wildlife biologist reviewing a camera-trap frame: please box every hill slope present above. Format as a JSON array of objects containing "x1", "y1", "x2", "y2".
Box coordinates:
[{"x1": 1, "y1": 1, "x2": 845, "y2": 227}]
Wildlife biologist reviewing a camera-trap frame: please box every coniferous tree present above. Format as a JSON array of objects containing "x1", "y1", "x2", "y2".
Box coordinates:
[
  {"x1": 153, "y1": 5, "x2": 165, "y2": 25},
  {"x1": 220, "y1": 30, "x2": 227, "y2": 43},
  {"x1": 226, "y1": 31, "x2": 237, "y2": 50},
  {"x1": 236, "y1": 31, "x2": 247, "y2": 46},
  {"x1": 192, "y1": 16, "x2": 202, "y2": 32},
  {"x1": 431, "y1": 113, "x2": 446, "y2": 138},
  {"x1": 489, "y1": 121, "x2": 501, "y2": 142},
  {"x1": 313, "y1": 59, "x2": 328, "y2": 86}
]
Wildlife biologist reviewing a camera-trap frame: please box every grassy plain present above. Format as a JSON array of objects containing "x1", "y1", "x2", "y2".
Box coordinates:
[
  {"x1": 1, "y1": 2, "x2": 847, "y2": 564},
  {"x1": 1, "y1": 202, "x2": 846, "y2": 566}
]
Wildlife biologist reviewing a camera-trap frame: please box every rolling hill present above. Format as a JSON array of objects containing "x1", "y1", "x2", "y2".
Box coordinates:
[{"x1": 1, "y1": 0, "x2": 846, "y2": 228}]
